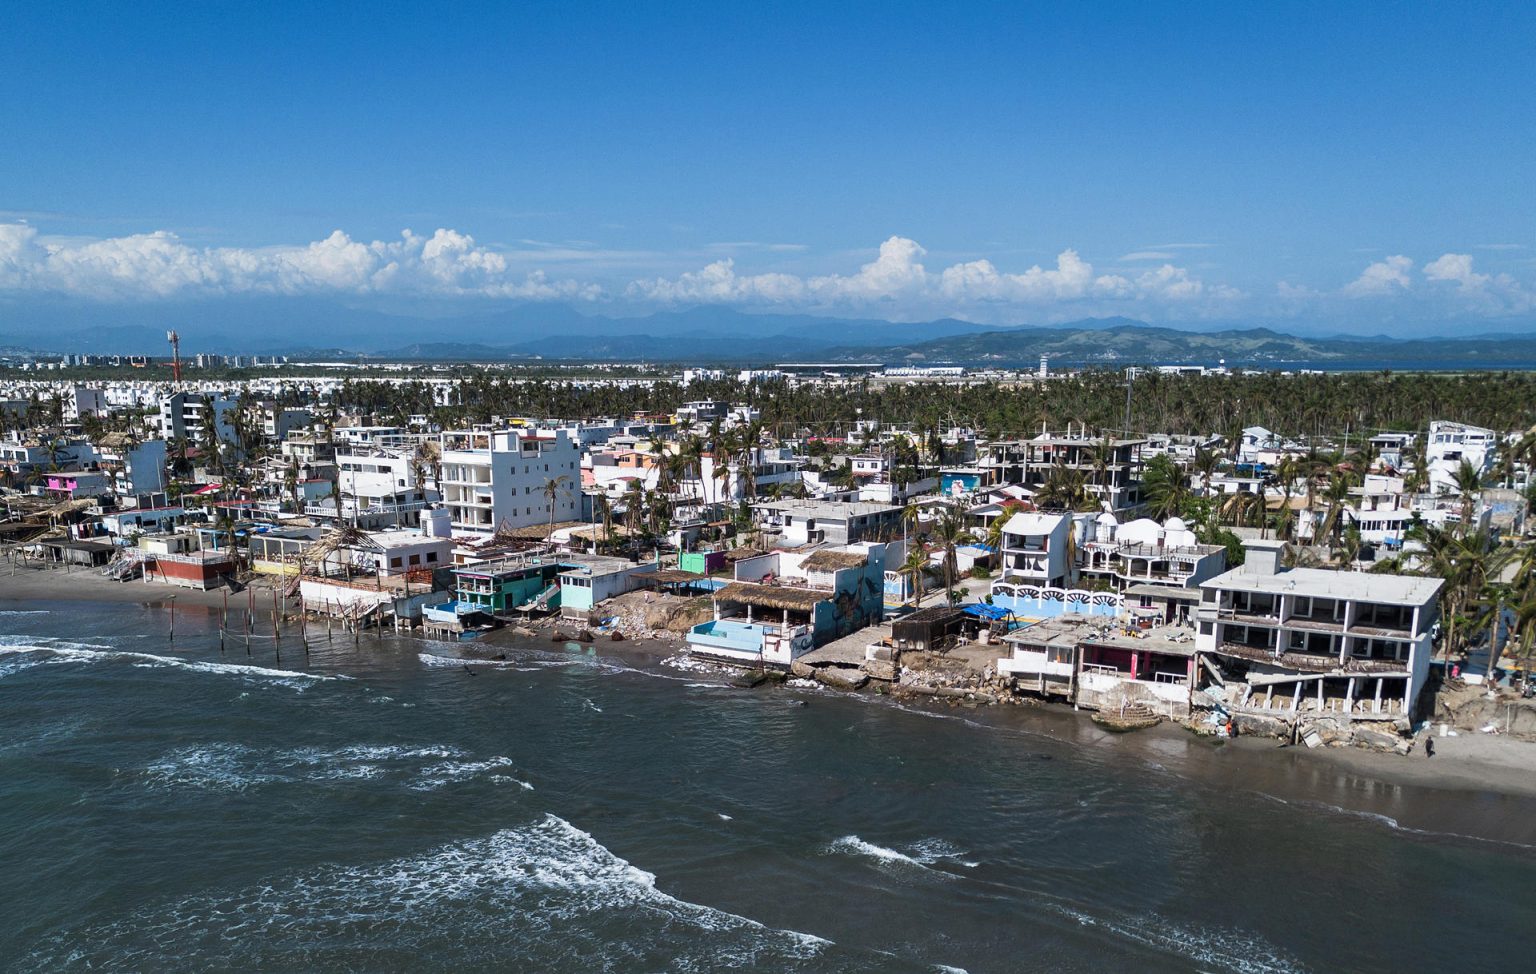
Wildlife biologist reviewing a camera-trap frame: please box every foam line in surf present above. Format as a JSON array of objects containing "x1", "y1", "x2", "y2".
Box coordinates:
[{"x1": 23, "y1": 813, "x2": 832, "y2": 970}]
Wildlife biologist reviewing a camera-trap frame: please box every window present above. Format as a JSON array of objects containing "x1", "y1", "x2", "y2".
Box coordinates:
[
  {"x1": 409, "y1": 554, "x2": 420, "y2": 566},
  {"x1": 390, "y1": 557, "x2": 402, "y2": 568},
  {"x1": 427, "y1": 551, "x2": 438, "y2": 563}
]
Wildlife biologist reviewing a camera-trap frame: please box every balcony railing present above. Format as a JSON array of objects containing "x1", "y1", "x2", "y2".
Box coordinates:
[{"x1": 1217, "y1": 641, "x2": 1406, "y2": 674}]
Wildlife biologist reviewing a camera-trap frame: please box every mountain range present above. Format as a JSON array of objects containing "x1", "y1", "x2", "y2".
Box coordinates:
[{"x1": 3, "y1": 298, "x2": 1536, "y2": 368}]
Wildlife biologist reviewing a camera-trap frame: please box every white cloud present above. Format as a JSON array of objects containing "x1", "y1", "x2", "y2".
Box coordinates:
[
  {"x1": 1422, "y1": 252, "x2": 1533, "y2": 313},
  {"x1": 6, "y1": 221, "x2": 1533, "y2": 323},
  {"x1": 631, "y1": 237, "x2": 1241, "y2": 315},
  {"x1": 1342, "y1": 255, "x2": 1413, "y2": 296},
  {"x1": 1337, "y1": 251, "x2": 1533, "y2": 315},
  {"x1": 1422, "y1": 252, "x2": 1487, "y2": 289},
  {"x1": 0, "y1": 222, "x2": 600, "y2": 301}
]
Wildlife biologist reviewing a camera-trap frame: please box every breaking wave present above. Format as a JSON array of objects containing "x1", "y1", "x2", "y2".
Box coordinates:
[
  {"x1": 141, "y1": 743, "x2": 532, "y2": 794},
  {"x1": 824, "y1": 835, "x2": 980, "y2": 875},
  {"x1": 22, "y1": 815, "x2": 833, "y2": 971},
  {"x1": 0, "y1": 638, "x2": 338, "y2": 689},
  {"x1": 1047, "y1": 903, "x2": 1307, "y2": 974}
]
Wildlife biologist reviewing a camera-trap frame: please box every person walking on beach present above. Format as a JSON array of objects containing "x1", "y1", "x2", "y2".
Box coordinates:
[{"x1": 1425, "y1": 737, "x2": 1436, "y2": 758}]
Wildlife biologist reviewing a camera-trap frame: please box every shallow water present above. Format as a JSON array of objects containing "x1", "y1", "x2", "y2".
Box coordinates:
[{"x1": 1, "y1": 599, "x2": 1532, "y2": 972}]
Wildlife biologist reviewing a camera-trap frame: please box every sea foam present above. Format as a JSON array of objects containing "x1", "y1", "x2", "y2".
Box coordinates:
[
  {"x1": 23, "y1": 814, "x2": 832, "y2": 971},
  {"x1": 141, "y1": 742, "x2": 532, "y2": 795},
  {"x1": 0, "y1": 639, "x2": 338, "y2": 688}
]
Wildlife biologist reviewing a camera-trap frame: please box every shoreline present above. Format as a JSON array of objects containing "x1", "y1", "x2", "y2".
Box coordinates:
[{"x1": 6, "y1": 567, "x2": 1536, "y2": 846}]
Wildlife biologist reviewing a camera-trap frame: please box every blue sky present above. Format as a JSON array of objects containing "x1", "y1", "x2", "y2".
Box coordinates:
[{"x1": 2, "y1": 1, "x2": 1534, "y2": 332}]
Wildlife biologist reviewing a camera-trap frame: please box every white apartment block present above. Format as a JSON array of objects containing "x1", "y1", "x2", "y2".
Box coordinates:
[
  {"x1": 1197, "y1": 540, "x2": 1444, "y2": 720},
  {"x1": 1426, "y1": 420, "x2": 1495, "y2": 494},
  {"x1": 438, "y1": 429, "x2": 581, "y2": 533}
]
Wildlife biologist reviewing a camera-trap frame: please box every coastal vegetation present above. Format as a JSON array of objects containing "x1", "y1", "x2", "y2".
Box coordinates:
[{"x1": 323, "y1": 370, "x2": 1536, "y2": 442}]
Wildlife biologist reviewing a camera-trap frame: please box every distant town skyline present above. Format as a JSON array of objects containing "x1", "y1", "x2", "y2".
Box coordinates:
[{"x1": 2, "y1": 2, "x2": 1533, "y2": 332}]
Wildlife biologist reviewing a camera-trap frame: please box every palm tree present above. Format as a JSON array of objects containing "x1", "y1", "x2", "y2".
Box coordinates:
[
  {"x1": 1451, "y1": 458, "x2": 1482, "y2": 535},
  {"x1": 540, "y1": 474, "x2": 570, "y2": 542},
  {"x1": 593, "y1": 492, "x2": 615, "y2": 551},
  {"x1": 283, "y1": 457, "x2": 301, "y2": 514},
  {"x1": 900, "y1": 500, "x2": 924, "y2": 551},
  {"x1": 1192, "y1": 447, "x2": 1220, "y2": 496},
  {"x1": 1315, "y1": 470, "x2": 1355, "y2": 547},
  {"x1": 930, "y1": 506, "x2": 974, "y2": 605},
  {"x1": 1142, "y1": 453, "x2": 1188, "y2": 520},
  {"x1": 899, "y1": 544, "x2": 931, "y2": 608}
]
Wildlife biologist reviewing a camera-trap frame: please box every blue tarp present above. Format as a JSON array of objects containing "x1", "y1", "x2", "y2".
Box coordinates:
[{"x1": 962, "y1": 602, "x2": 1011, "y2": 621}]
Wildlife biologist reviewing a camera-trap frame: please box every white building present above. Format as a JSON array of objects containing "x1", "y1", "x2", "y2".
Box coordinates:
[
  {"x1": 439, "y1": 429, "x2": 581, "y2": 534},
  {"x1": 998, "y1": 511, "x2": 1072, "y2": 588},
  {"x1": 1078, "y1": 515, "x2": 1227, "y2": 592},
  {"x1": 1236, "y1": 426, "x2": 1281, "y2": 465},
  {"x1": 1426, "y1": 421, "x2": 1495, "y2": 494},
  {"x1": 63, "y1": 386, "x2": 108, "y2": 422},
  {"x1": 331, "y1": 449, "x2": 436, "y2": 527},
  {"x1": 1196, "y1": 540, "x2": 1444, "y2": 721}
]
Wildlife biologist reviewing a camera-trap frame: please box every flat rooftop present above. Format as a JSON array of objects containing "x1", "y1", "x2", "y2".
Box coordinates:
[
  {"x1": 1202, "y1": 565, "x2": 1444, "y2": 606},
  {"x1": 757, "y1": 500, "x2": 901, "y2": 518},
  {"x1": 1005, "y1": 616, "x2": 1199, "y2": 657},
  {"x1": 367, "y1": 530, "x2": 448, "y2": 549}
]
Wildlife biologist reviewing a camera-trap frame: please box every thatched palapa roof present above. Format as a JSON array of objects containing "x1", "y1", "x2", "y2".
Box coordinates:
[
  {"x1": 799, "y1": 549, "x2": 869, "y2": 573},
  {"x1": 713, "y1": 581, "x2": 827, "y2": 613}
]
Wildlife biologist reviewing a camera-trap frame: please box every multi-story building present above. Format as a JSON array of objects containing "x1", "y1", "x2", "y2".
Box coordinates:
[
  {"x1": 1196, "y1": 540, "x2": 1443, "y2": 722},
  {"x1": 0, "y1": 436, "x2": 99, "y2": 477},
  {"x1": 62, "y1": 386, "x2": 108, "y2": 422},
  {"x1": 260, "y1": 405, "x2": 312, "y2": 442},
  {"x1": 438, "y1": 429, "x2": 580, "y2": 533},
  {"x1": 1368, "y1": 432, "x2": 1416, "y2": 473},
  {"x1": 327, "y1": 448, "x2": 437, "y2": 528},
  {"x1": 1077, "y1": 515, "x2": 1227, "y2": 593},
  {"x1": 95, "y1": 434, "x2": 168, "y2": 494},
  {"x1": 982, "y1": 432, "x2": 1147, "y2": 511},
  {"x1": 689, "y1": 543, "x2": 889, "y2": 664},
  {"x1": 158, "y1": 392, "x2": 238, "y2": 446},
  {"x1": 1426, "y1": 420, "x2": 1496, "y2": 494},
  {"x1": 751, "y1": 499, "x2": 903, "y2": 547},
  {"x1": 998, "y1": 511, "x2": 1072, "y2": 588}
]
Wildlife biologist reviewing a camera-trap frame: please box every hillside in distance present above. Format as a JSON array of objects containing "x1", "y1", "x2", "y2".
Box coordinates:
[{"x1": 825, "y1": 322, "x2": 1536, "y2": 368}]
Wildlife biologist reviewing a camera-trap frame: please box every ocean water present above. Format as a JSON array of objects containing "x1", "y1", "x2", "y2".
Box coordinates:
[{"x1": 2, "y1": 599, "x2": 1533, "y2": 973}]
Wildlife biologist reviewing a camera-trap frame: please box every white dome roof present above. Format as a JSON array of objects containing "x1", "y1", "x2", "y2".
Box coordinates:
[
  {"x1": 1096, "y1": 512, "x2": 1118, "y2": 526},
  {"x1": 1164, "y1": 516, "x2": 1187, "y2": 532}
]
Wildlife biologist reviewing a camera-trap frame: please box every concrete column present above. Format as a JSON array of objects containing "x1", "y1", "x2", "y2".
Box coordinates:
[{"x1": 1130, "y1": 652, "x2": 1139, "y2": 681}]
